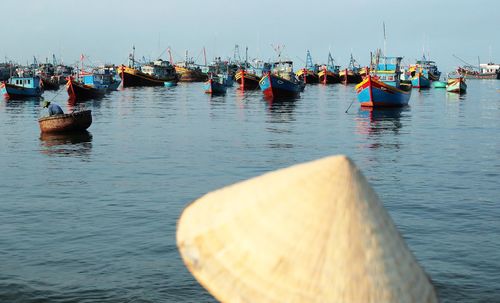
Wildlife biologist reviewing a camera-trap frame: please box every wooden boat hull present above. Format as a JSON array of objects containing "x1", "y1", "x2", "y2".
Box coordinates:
[
  {"x1": 41, "y1": 77, "x2": 60, "y2": 91},
  {"x1": 175, "y1": 66, "x2": 208, "y2": 82},
  {"x1": 339, "y1": 69, "x2": 362, "y2": 84},
  {"x1": 446, "y1": 78, "x2": 467, "y2": 93},
  {"x1": 318, "y1": 70, "x2": 340, "y2": 84},
  {"x1": 204, "y1": 79, "x2": 227, "y2": 95},
  {"x1": 1, "y1": 82, "x2": 42, "y2": 99},
  {"x1": 66, "y1": 79, "x2": 107, "y2": 101},
  {"x1": 235, "y1": 70, "x2": 260, "y2": 90},
  {"x1": 410, "y1": 73, "x2": 431, "y2": 88},
  {"x1": 355, "y1": 75, "x2": 412, "y2": 107},
  {"x1": 296, "y1": 69, "x2": 319, "y2": 84},
  {"x1": 259, "y1": 73, "x2": 301, "y2": 99},
  {"x1": 38, "y1": 110, "x2": 92, "y2": 133},
  {"x1": 118, "y1": 65, "x2": 178, "y2": 87}
]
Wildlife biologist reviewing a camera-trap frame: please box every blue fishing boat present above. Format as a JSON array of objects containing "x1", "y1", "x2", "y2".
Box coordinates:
[
  {"x1": 355, "y1": 52, "x2": 412, "y2": 107},
  {"x1": 92, "y1": 66, "x2": 121, "y2": 91},
  {"x1": 66, "y1": 75, "x2": 107, "y2": 101},
  {"x1": 1, "y1": 76, "x2": 43, "y2": 99},
  {"x1": 410, "y1": 70, "x2": 431, "y2": 88},
  {"x1": 416, "y1": 56, "x2": 441, "y2": 81},
  {"x1": 259, "y1": 72, "x2": 303, "y2": 99},
  {"x1": 259, "y1": 61, "x2": 303, "y2": 99},
  {"x1": 204, "y1": 75, "x2": 227, "y2": 95}
]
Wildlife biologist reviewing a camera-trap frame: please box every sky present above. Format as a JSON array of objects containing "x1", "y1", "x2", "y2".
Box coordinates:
[{"x1": 2, "y1": 0, "x2": 499, "y2": 72}]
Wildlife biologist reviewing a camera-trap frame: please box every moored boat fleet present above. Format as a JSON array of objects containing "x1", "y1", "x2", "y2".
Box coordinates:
[{"x1": 2, "y1": 46, "x2": 500, "y2": 113}]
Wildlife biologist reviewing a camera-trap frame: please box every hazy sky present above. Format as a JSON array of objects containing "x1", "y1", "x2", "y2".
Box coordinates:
[{"x1": 2, "y1": 0, "x2": 499, "y2": 72}]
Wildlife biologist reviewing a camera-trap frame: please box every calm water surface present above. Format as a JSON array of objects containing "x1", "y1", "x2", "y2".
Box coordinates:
[{"x1": 0, "y1": 81, "x2": 499, "y2": 302}]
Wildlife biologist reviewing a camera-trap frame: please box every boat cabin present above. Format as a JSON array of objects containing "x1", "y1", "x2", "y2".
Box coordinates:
[
  {"x1": 141, "y1": 59, "x2": 176, "y2": 78},
  {"x1": 373, "y1": 56, "x2": 403, "y2": 87},
  {"x1": 8, "y1": 76, "x2": 41, "y2": 89},
  {"x1": 479, "y1": 63, "x2": 500, "y2": 74},
  {"x1": 272, "y1": 60, "x2": 295, "y2": 80}
]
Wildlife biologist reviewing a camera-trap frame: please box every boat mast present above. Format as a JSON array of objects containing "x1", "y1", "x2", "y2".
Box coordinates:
[
  {"x1": 128, "y1": 46, "x2": 135, "y2": 68},
  {"x1": 383, "y1": 22, "x2": 387, "y2": 58},
  {"x1": 245, "y1": 46, "x2": 248, "y2": 69},
  {"x1": 305, "y1": 50, "x2": 313, "y2": 70},
  {"x1": 203, "y1": 47, "x2": 207, "y2": 67},
  {"x1": 80, "y1": 53, "x2": 84, "y2": 73},
  {"x1": 168, "y1": 47, "x2": 173, "y2": 65}
]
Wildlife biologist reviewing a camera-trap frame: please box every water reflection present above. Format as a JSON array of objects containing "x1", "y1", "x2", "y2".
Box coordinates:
[
  {"x1": 264, "y1": 97, "x2": 297, "y2": 149},
  {"x1": 446, "y1": 92, "x2": 467, "y2": 102},
  {"x1": 39, "y1": 131, "x2": 93, "y2": 158},
  {"x1": 264, "y1": 96, "x2": 297, "y2": 124},
  {"x1": 356, "y1": 107, "x2": 408, "y2": 150},
  {"x1": 357, "y1": 107, "x2": 406, "y2": 135}
]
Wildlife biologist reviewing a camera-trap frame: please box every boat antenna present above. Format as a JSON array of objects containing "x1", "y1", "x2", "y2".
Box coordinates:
[
  {"x1": 245, "y1": 46, "x2": 248, "y2": 69},
  {"x1": 383, "y1": 21, "x2": 387, "y2": 57},
  {"x1": 80, "y1": 53, "x2": 84, "y2": 73},
  {"x1": 203, "y1": 47, "x2": 207, "y2": 67},
  {"x1": 167, "y1": 47, "x2": 174, "y2": 65}
]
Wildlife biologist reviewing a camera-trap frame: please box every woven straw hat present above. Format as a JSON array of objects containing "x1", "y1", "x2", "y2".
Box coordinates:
[{"x1": 177, "y1": 155, "x2": 438, "y2": 303}]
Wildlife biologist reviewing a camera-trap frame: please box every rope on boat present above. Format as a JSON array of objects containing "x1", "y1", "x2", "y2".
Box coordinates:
[{"x1": 344, "y1": 98, "x2": 356, "y2": 113}]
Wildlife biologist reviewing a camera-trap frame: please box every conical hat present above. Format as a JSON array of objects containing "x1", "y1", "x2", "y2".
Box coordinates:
[{"x1": 177, "y1": 155, "x2": 438, "y2": 303}]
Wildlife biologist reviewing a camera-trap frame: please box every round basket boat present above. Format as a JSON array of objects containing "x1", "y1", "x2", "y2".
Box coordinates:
[{"x1": 38, "y1": 110, "x2": 92, "y2": 133}]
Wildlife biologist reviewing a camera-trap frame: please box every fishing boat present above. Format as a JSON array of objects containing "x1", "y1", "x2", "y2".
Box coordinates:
[
  {"x1": 235, "y1": 69, "x2": 261, "y2": 90},
  {"x1": 38, "y1": 110, "x2": 92, "y2": 133},
  {"x1": 92, "y1": 66, "x2": 121, "y2": 91},
  {"x1": 410, "y1": 70, "x2": 431, "y2": 88},
  {"x1": 174, "y1": 50, "x2": 208, "y2": 82},
  {"x1": 318, "y1": 67, "x2": 340, "y2": 84},
  {"x1": 339, "y1": 54, "x2": 362, "y2": 85},
  {"x1": 204, "y1": 74, "x2": 227, "y2": 95},
  {"x1": 118, "y1": 46, "x2": 178, "y2": 87},
  {"x1": 355, "y1": 52, "x2": 412, "y2": 107},
  {"x1": 318, "y1": 53, "x2": 340, "y2": 84},
  {"x1": 411, "y1": 57, "x2": 441, "y2": 81},
  {"x1": 259, "y1": 58, "x2": 303, "y2": 99},
  {"x1": 55, "y1": 64, "x2": 74, "y2": 84},
  {"x1": 234, "y1": 47, "x2": 262, "y2": 90},
  {"x1": 66, "y1": 76, "x2": 107, "y2": 101},
  {"x1": 40, "y1": 76, "x2": 60, "y2": 90},
  {"x1": 259, "y1": 45, "x2": 303, "y2": 99},
  {"x1": 446, "y1": 77, "x2": 467, "y2": 94},
  {"x1": 1, "y1": 75, "x2": 43, "y2": 99},
  {"x1": 295, "y1": 50, "x2": 319, "y2": 84},
  {"x1": 35, "y1": 62, "x2": 61, "y2": 90},
  {"x1": 433, "y1": 81, "x2": 447, "y2": 88},
  {"x1": 457, "y1": 63, "x2": 500, "y2": 79},
  {"x1": 175, "y1": 64, "x2": 207, "y2": 82}
]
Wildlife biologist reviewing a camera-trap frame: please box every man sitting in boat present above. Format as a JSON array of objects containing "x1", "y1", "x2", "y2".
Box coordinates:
[{"x1": 43, "y1": 100, "x2": 64, "y2": 116}]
